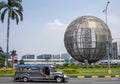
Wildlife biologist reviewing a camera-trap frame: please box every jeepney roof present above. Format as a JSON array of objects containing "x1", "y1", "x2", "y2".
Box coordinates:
[{"x1": 15, "y1": 64, "x2": 51, "y2": 68}]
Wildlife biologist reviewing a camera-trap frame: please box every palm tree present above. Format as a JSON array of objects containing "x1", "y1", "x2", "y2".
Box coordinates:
[
  {"x1": 0, "y1": 0, "x2": 23, "y2": 67},
  {"x1": 11, "y1": 50, "x2": 17, "y2": 67}
]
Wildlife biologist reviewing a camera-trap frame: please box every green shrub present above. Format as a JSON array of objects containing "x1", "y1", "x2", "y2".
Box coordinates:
[
  {"x1": 63, "y1": 68, "x2": 79, "y2": 74},
  {"x1": 0, "y1": 68, "x2": 14, "y2": 73},
  {"x1": 56, "y1": 64, "x2": 63, "y2": 69}
]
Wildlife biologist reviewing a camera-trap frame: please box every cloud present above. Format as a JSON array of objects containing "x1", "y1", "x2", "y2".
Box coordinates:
[
  {"x1": 38, "y1": 19, "x2": 68, "y2": 55},
  {"x1": 45, "y1": 19, "x2": 68, "y2": 31},
  {"x1": 48, "y1": 19, "x2": 63, "y2": 26}
]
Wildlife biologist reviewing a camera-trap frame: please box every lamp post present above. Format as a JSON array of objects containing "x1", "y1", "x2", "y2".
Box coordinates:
[
  {"x1": 103, "y1": 1, "x2": 110, "y2": 24},
  {"x1": 103, "y1": 1, "x2": 111, "y2": 73}
]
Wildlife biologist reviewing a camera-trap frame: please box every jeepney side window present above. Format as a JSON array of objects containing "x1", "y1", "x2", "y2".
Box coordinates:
[
  {"x1": 23, "y1": 67, "x2": 29, "y2": 72},
  {"x1": 39, "y1": 68, "x2": 43, "y2": 73},
  {"x1": 30, "y1": 67, "x2": 39, "y2": 72},
  {"x1": 43, "y1": 67, "x2": 50, "y2": 75},
  {"x1": 15, "y1": 67, "x2": 18, "y2": 72},
  {"x1": 16, "y1": 67, "x2": 22, "y2": 72},
  {"x1": 19, "y1": 67, "x2": 23, "y2": 72}
]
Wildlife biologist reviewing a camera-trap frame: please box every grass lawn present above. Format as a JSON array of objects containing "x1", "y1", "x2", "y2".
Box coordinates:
[
  {"x1": 57, "y1": 68, "x2": 120, "y2": 76},
  {"x1": 0, "y1": 67, "x2": 120, "y2": 77},
  {"x1": 0, "y1": 72, "x2": 14, "y2": 77}
]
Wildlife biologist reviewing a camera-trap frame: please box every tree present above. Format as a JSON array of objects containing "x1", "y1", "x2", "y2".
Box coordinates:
[
  {"x1": 0, "y1": 0, "x2": 23, "y2": 67},
  {"x1": 11, "y1": 50, "x2": 16, "y2": 56},
  {"x1": 0, "y1": 47, "x2": 4, "y2": 54},
  {"x1": 0, "y1": 47, "x2": 5, "y2": 67},
  {"x1": 19, "y1": 59, "x2": 24, "y2": 64},
  {"x1": 0, "y1": 55, "x2": 5, "y2": 67}
]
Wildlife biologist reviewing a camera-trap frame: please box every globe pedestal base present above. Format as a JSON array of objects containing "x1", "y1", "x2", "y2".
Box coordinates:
[{"x1": 107, "y1": 70, "x2": 112, "y2": 74}]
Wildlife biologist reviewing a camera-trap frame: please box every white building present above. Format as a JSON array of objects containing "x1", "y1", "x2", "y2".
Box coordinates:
[{"x1": 20, "y1": 53, "x2": 71, "y2": 65}]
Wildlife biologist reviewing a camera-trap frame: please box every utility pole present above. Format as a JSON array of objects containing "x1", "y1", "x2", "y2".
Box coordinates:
[{"x1": 103, "y1": 1, "x2": 111, "y2": 73}]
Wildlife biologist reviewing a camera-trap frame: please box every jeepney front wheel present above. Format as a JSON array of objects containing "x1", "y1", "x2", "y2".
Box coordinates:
[
  {"x1": 56, "y1": 77, "x2": 63, "y2": 83},
  {"x1": 23, "y1": 77, "x2": 28, "y2": 82}
]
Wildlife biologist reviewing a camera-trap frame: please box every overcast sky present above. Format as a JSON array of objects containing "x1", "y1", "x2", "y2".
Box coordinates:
[{"x1": 0, "y1": 0, "x2": 120, "y2": 59}]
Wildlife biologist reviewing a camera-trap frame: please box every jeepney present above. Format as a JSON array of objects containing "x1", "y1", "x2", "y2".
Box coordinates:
[{"x1": 14, "y1": 64, "x2": 69, "y2": 83}]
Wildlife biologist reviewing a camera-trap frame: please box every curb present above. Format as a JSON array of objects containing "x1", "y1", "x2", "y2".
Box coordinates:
[{"x1": 70, "y1": 75, "x2": 120, "y2": 78}]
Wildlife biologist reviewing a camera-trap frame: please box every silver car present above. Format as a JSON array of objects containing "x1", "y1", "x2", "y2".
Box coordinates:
[{"x1": 14, "y1": 64, "x2": 69, "y2": 83}]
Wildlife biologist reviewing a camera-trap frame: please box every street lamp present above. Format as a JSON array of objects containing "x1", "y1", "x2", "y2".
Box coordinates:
[
  {"x1": 103, "y1": 1, "x2": 110, "y2": 24},
  {"x1": 103, "y1": 1, "x2": 111, "y2": 73}
]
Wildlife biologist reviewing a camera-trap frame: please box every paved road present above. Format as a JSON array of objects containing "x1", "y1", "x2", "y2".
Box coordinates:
[{"x1": 0, "y1": 77, "x2": 120, "y2": 84}]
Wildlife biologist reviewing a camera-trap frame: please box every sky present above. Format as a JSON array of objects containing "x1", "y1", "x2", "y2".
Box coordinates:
[{"x1": 0, "y1": 0, "x2": 120, "y2": 59}]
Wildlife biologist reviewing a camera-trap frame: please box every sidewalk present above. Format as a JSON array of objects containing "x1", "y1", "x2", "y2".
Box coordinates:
[{"x1": 70, "y1": 75, "x2": 120, "y2": 78}]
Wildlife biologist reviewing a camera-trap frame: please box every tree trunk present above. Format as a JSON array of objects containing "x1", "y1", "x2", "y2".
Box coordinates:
[{"x1": 6, "y1": 13, "x2": 10, "y2": 67}]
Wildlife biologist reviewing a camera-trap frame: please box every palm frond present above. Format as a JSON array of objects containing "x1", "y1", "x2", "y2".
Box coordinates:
[
  {"x1": 13, "y1": 12, "x2": 19, "y2": 25},
  {"x1": 14, "y1": 9, "x2": 23, "y2": 21},
  {"x1": 11, "y1": 10, "x2": 15, "y2": 20},
  {"x1": 10, "y1": 50, "x2": 17, "y2": 56},
  {"x1": 1, "y1": 8, "x2": 8, "y2": 23},
  {"x1": 14, "y1": 12, "x2": 19, "y2": 25},
  {"x1": 0, "y1": 2, "x2": 8, "y2": 10},
  {"x1": 15, "y1": 0, "x2": 22, "y2": 3},
  {"x1": 11, "y1": 1, "x2": 23, "y2": 11},
  {"x1": 8, "y1": 0, "x2": 22, "y2": 10}
]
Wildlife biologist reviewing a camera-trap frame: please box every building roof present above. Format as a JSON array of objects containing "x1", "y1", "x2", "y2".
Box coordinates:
[{"x1": 15, "y1": 64, "x2": 51, "y2": 68}]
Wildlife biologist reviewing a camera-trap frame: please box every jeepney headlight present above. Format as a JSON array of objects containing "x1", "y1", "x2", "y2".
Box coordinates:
[{"x1": 64, "y1": 75, "x2": 67, "y2": 78}]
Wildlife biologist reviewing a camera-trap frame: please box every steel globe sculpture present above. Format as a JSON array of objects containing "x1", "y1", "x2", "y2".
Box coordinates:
[{"x1": 64, "y1": 16, "x2": 112, "y2": 64}]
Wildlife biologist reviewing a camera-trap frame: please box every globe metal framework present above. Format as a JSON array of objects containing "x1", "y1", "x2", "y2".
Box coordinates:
[{"x1": 64, "y1": 16, "x2": 112, "y2": 64}]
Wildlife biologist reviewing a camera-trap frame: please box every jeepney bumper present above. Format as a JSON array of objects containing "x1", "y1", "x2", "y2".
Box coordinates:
[{"x1": 64, "y1": 75, "x2": 69, "y2": 82}]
